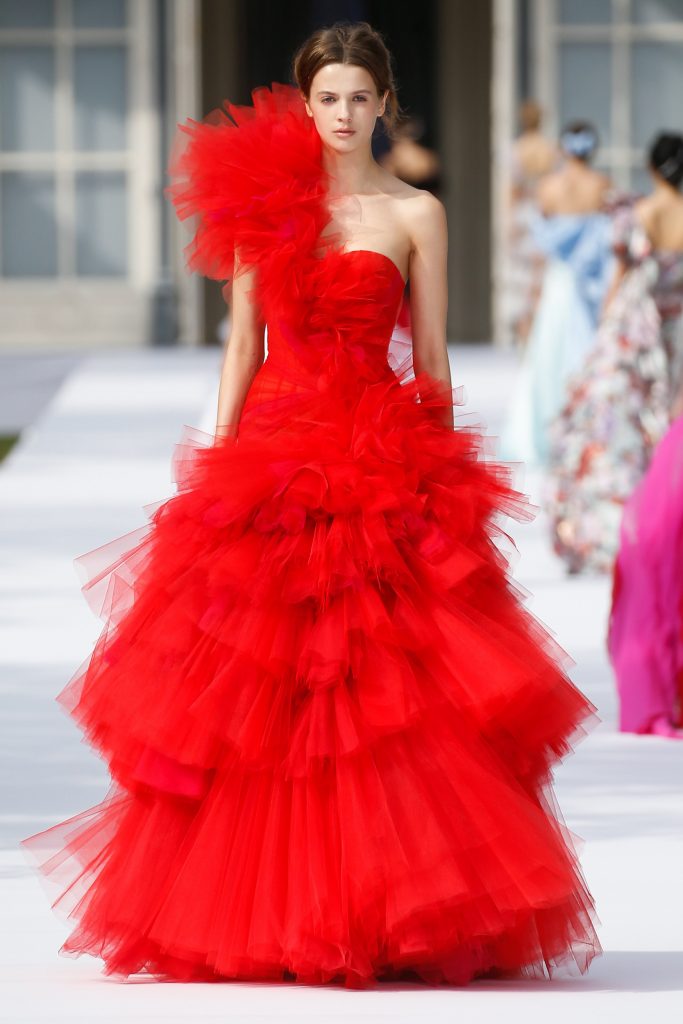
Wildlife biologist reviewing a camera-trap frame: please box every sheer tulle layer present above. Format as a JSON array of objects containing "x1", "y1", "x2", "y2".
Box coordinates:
[
  {"x1": 56, "y1": 376, "x2": 585, "y2": 788},
  {"x1": 23, "y1": 372, "x2": 599, "y2": 985},
  {"x1": 24, "y1": 722, "x2": 596, "y2": 986},
  {"x1": 166, "y1": 83, "x2": 330, "y2": 323}
]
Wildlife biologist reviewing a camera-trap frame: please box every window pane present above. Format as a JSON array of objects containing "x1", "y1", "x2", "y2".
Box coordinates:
[
  {"x1": 75, "y1": 171, "x2": 127, "y2": 276},
  {"x1": 72, "y1": 0, "x2": 126, "y2": 28},
  {"x1": 558, "y1": 0, "x2": 613, "y2": 24},
  {"x1": 0, "y1": 0, "x2": 55, "y2": 28},
  {"x1": 1, "y1": 172, "x2": 57, "y2": 276},
  {"x1": 632, "y1": 42, "x2": 683, "y2": 149},
  {"x1": 74, "y1": 45, "x2": 127, "y2": 150},
  {"x1": 630, "y1": 166, "x2": 652, "y2": 196},
  {"x1": 559, "y1": 43, "x2": 612, "y2": 147},
  {"x1": 633, "y1": 0, "x2": 683, "y2": 23},
  {"x1": 0, "y1": 47, "x2": 55, "y2": 151}
]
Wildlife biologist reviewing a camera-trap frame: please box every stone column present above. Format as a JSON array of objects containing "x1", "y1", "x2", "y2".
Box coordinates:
[{"x1": 437, "y1": 0, "x2": 493, "y2": 342}]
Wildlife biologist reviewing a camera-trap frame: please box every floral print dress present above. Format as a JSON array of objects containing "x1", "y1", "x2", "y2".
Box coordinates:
[{"x1": 547, "y1": 206, "x2": 683, "y2": 574}]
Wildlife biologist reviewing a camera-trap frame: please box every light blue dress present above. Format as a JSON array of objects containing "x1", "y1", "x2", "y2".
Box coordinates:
[{"x1": 501, "y1": 212, "x2": 613, "y2": 465}]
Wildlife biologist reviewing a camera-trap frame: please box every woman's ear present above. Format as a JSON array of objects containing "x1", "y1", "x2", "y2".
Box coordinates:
[
  {"x1": 301, "y1": 93, "x2": 313, "y2": 118},
  {"x1": 378, "y1": 91, "x2": 388, "y2": 117}
]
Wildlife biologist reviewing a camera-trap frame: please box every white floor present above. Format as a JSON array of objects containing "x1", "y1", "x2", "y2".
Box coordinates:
[{"x1": 1, "y1": 347, "x2": 682, "y2": 1023}]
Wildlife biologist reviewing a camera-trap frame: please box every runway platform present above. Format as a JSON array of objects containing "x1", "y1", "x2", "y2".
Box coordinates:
[{"x1": 1, "y1": 346, "x2": 681, "y2": 1022}]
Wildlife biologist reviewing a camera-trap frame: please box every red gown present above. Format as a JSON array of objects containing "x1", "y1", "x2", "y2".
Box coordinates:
[{"x1": 22, "y1": 85, "x2": 600, "y2": 987}]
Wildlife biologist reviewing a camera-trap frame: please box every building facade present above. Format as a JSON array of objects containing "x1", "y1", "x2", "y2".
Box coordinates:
[
  {"x1": 493, "y1": 0, "x2": 683, "y2": 343},
  {"x1": 0, "y1": 0, "x2": 166, "y2": 347},
  {"x1": 1, "y1": 0, "x2": 682, "y2": 349}
]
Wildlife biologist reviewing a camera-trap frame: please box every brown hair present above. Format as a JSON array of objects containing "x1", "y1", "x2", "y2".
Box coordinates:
[{"x1": 293, "y1": 22, "x2": 401, "y2": 137}]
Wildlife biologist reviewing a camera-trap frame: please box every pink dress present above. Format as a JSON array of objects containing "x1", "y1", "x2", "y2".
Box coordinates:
[{"x1": 608, "y1": 416, "x2": 683, "y2": 734}]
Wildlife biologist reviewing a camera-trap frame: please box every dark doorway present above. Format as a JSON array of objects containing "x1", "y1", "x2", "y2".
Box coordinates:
[
  {"x1": 200, "y1": 0, "x2": 438, "y2": 346},
  {"x1": 241, "y1": 0, "x2": 438, "y2": 148},
  {"x1": 199, "y1": 0, "x2": 492, "y2": 345}
]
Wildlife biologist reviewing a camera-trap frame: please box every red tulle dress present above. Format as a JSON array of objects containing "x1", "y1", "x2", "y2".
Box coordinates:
[{"x1": 22, "y1": 85, "x2": 600, "y2": 987}]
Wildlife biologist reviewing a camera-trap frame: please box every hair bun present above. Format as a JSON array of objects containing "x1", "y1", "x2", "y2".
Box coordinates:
[
  {"x1": 560, "y1": 122, "x2": 598, "y2": 161},
  {"x1": 650, "y1": 132, "x2": 683, "y2": 189}
]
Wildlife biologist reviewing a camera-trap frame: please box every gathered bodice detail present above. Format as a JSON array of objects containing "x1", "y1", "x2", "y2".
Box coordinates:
[
  {"x1": 264, "y1": 250, "x2": 405, "y2": 382},
  {"x1": 168, "y1": 84, "x2": 409, "y2": 400}
]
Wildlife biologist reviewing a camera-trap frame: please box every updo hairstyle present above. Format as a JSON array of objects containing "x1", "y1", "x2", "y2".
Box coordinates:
[
  {"x1": 649, "y1": 132, "x2": 683, "y2": 189},
  {"x1": 292, "y1": 22, "x2": 401, "y2": 137},
  {"x1": 559, "y1": 121, "x2": 599, "y2": 162}
]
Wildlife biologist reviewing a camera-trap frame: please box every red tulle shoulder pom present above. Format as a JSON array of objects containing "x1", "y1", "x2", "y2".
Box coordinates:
[{"x1": 166, "y1": 83, "x2": 328, "y2": 291}]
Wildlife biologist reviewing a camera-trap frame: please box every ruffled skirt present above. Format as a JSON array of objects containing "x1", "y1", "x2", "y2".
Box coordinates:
[{"x1": 22, "y1": 367, "x2": 600, "y2": 986}]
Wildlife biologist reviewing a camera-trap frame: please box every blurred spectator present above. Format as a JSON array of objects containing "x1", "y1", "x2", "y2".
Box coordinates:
[{"x1": 378, "y1": 115, "x2": 441, "y2": 195}]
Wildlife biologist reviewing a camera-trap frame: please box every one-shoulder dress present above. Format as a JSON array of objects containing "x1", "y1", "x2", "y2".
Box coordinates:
[{"x1": 21, "y1": 85, "x2": 600, "y2": 988}]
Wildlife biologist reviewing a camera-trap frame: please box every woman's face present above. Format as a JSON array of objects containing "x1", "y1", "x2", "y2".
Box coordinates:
[{"x1": 304, "y1": 63, "x2": 386, "y2": 153}]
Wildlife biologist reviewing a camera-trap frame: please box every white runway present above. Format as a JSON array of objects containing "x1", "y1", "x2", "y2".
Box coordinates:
[{"x1": 1, "y1": 346, "x2": 682, "y2": 1023}]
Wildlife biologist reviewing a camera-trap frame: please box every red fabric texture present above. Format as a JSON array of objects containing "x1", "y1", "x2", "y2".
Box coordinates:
[{"x1": 22, "y1": 84, "x2": 600, "y2": 987}]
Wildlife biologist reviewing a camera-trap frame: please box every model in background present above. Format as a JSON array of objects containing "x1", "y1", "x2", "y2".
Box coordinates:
[
  {"x1": 22, "y1": 23, "x2": 599, "y2": 987},
  {"x1": 504, "y1": 100, "x2": 558, "y2": 347},
  {"x1": 608, "y1": 405, "x2": 683, "y2": 739},
  {"x1": 501, "y1": 122, "x2": 612, "y2": 466},
  {"x1": 379, "y1": 114, "x2": 441, "y2": 340},
  {"x1": 548, "y1": 133, "x2": 683, "y2": 575},
  {"x1": 379, "y1": 114, "x2": 441, "y2": 195}
]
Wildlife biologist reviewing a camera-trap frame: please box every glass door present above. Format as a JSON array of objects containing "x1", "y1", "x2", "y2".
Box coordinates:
[
  {"x1": 0, "y1": 0, "x2": 131, "y2": 280},
  {"x1": 535, "y1": 0, "x2": 683, "y2": 191}
]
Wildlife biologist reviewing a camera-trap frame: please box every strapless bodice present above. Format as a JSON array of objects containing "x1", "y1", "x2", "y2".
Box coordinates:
[
  {"x1": 169, "y1": 85, "x2": 413, "y2": 420},
  {"x1": 242, "y1": 250, "x2": 406, "y2": 421},
  {"x1": 269, "y1": 250, "x2": 404, "y2": 370}
]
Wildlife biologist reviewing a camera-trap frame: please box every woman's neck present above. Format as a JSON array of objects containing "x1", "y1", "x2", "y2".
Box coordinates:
[
  {"x1": 563, "y1": 156, "x2": 590, "y2": 178},
  {"x1": 322, "y1": 145, "x2": 378, "y2": 197},
  {"x1": 652, "y1": 176, "x2": 681, "y2": 202}
]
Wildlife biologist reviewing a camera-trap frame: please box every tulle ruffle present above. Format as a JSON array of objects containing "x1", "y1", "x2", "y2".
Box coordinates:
[
  {"x1": 23, "y1": 381, "x2": 599, "y2": 986},
  {"x1": 167, "y1": 83, "x2": 330, "y2": 323},
  {"x1": 24, "y1": 729, "x2": 596, "y2": 986}
]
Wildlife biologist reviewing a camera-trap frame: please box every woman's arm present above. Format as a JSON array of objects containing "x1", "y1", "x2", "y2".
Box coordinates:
[
  {"x1": 407, "y1": 193, "x2": 453, "y2": 428},
  {"x1": 601, "y1": 200, "x2": 641, "y2": 318},
  {"x1": 215, "y1": 261, "x2": 265, "y2": 439},
  {"x1": 600, "y1": 255, "x2": 627, "y2": 319}
]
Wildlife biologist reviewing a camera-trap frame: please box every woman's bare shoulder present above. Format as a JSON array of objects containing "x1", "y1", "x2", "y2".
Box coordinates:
[
  {"x1": 377, "y1": 165, "x2": 440, "y2": 204},
  {"x1": 632, "y1": 194, "x2": 659, "y2": 233},
  {"x1": 374, "y1": 167, "x2": 445, "y2": 243},
  {"x1": 537, "y1": 170, "x2": 563, "y2": 202},
  {"x1": 386, "y1": 181, "x2": 445, "y2": 224},
  {"x1": 399, "y1": 191, "x2": 447, "y2": 257}
]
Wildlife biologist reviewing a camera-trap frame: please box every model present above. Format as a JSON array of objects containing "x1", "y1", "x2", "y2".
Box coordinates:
[
  {"x1": 548, "y1": 133, "x2": 683, "y2": 575},
  {"x1": 22, "y1": 23, "x2": 599, "y2": 987},
  {"x1": 501, "y1": 122, "x2": 613, "y2": 465},
  {"x1": 503, "y1": 99, "x2": 557, "y2": 347},
  {"x1": 608, "y1": 407, "x2": 683, "y2": 738}
]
